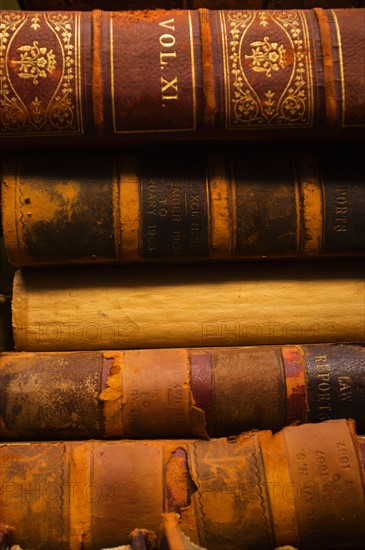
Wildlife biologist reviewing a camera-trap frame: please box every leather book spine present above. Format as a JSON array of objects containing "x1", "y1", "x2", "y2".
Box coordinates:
[
  {"x1": 1, "y1": 9, "x2": 364, "y2": 147},
  {"x1": 1, "y1": 344, "x2": 364, "y2": 440},
  {"x1": 0, "y1": 420, "x2": 364, "y2": 549},
  {"x1": 2, "y1": 149, "x2": 364, "y2": 265},
  {"x1": 11, "y1": 260, "x2": 365, "y2": 351}
]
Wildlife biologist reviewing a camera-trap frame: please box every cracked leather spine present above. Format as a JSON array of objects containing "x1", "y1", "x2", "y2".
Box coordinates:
[
  {"x1": 1, "y1": 8, "x2": 364, "y2": 148},
  {"x1": 0, "y1": 420, "x2": 364, "y2": 549}
]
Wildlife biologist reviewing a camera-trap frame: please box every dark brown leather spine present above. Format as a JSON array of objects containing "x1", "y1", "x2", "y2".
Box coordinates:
[
  {"x1": 0, "y1": 420, "x2": 364, "y2": 549},
  {"x1": 1, "y1": 8, "x2": 364, "y2": 148},
  {"x1": 1, "y1": 344, "x2": 364, "y2": 440},
  {"x1": 2, "y1": 149, "x2": 364, "y2": 265}
]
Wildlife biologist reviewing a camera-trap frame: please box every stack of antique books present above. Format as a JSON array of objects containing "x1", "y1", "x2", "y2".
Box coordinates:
[{"x1": 0, "y1": 0, "x2": 364, "y2": 548}]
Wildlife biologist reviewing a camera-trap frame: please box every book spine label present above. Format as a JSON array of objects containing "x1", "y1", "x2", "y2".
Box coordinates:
[
  {"x1": 303, "y1": 343, "x2": 365, "y2": 426},
  {"x1": 321, "y1": 158, "x2": 365, "y2": 254},
  {"x1": 1, "y1": 9, "x2": 364, "y2": 144},
  {"x1": 283, "y1": 344, "x2": 365, "y2": 431},
  {"x1": 140, "y1": 156, "x2": 210, "y2": 259},
  {"x1": 283, "y1": 420, "x2": 365, "y2": 547},
  {"x1": 106, "y1": 10, "x2": 201, "y2": 135}
]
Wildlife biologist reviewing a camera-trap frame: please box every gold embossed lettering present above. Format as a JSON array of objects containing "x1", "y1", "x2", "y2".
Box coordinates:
[
  {"x1": 160, "y1": 51, "x2": 177, "y2": 66},
  {"x1": 338, "y1": 376, "x2": 353, "y2": 402},
  {"x1": 147, "y1": 225, "x2": 157, "y2": 252},
  {"x1": 147, "y1": 183, "x2": 157, "y2": 216},
  {"x1": 159, "y1": 17, "x2": 178, "y2": 106},
  {"x1": 172, "y1": 231, "x2": 181, "y2": 253},
  {"x1": 161, "y1": 76, "x2": 179, "y2": 99},
  {"x1": 334, "y1": 187, "x2": 348, "y2": 232},
  {"x1": 159, "y1": 34, "x2": 176, "y2": 48},
  {"x1": 171, "y1": 184, "x2": 182, "y2": 222},
  {"x1": 314, "y1": 354, "x2": 332, "y2": 419},
  {"x1": 159, "y1": 18, "x2": 175, "y2": 32}
]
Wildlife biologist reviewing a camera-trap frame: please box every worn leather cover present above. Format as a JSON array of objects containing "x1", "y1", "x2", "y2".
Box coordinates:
[
  {"x1": 0, "y1": 420, "x2": 364, "y2": 549},
  {"x1": 1, "y1": 8, "x2": 364, "y2": 148},
  {"x1": 2, "y1": 149, "x2": 365, "y2": 265},
  {"x1": 1, "y1": 344, "x2": 364, "y2": 439}
]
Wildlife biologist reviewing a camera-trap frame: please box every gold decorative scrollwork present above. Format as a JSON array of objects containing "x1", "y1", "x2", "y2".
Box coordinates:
[
  {"x1": 0, "y1": 12, "x2": 28, "y2": 131},
  {"x1": 0, "y1": 11, "x2": 82, "y2": 136},
  {"x1": 45, "y1": 13, "x2": 78, "y2": 131},
  {"x1": 222, "y1": 10, "x2": 312, "y2": 129},
  {"x1": 12, "y1": 41, "x2": 57, "y2": 85},
  {"x1": 245, "y1": 37, "x2": 286, "y2": 78}
]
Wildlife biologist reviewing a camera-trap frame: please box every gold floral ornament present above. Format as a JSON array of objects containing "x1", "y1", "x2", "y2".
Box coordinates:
[
  {"x1": 245, "y1": 37, "x2": 286, "y2": 78},
  {"x1": 11, "y1": 41, "x2": 57, "y2": 85}
]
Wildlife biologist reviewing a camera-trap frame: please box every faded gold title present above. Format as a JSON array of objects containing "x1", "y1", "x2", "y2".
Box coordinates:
[{"x1": 159, "y1": 18, "x2": 179, "y2": 106}]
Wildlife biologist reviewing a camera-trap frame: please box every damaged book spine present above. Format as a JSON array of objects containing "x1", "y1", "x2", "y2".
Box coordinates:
[
  {"x1": 1, "y1": 343, "x2": 364, "y2": 440},
  {"x1": 1, "y1": 8, "x2": 365, "y2": 148},
  {"x1": 11, "y1": 260, "x2": 365, "y2": 351},
  {"x1": 2, "y1": 149, "x2": 364, "y2": 266},
  {"x1": 1, "y1": 419, "x2": 364, "y2": 550}
]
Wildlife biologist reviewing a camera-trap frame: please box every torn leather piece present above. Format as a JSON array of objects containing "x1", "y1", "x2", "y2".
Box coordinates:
[
  {"x1": 165, "y1": 448, "x2": 197, "y2": 514},
  {"x1": 99, "y1": 352, "x2": 124, "y2": 437}
]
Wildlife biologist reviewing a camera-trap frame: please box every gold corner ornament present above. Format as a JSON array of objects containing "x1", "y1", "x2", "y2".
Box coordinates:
[{"x1": 220, "y1": 10, "x2": 313, "y2": 129}]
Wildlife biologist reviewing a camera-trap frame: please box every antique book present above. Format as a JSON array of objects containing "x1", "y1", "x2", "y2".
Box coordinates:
[
  {"x1": 19, "y1": 0, "x2": 365, "y2": 10},
  {"x1": 0, "y1": 420, "x2": 364, "y2": 549},
  {"x1": 1, "y1": 9, "x2": 364, "y2": 148},
  {"x1": 2, "y1": 148, "x2": 364, "y2": 266},
  {"x1": 1, "y1": 343, "x2": 364, "y2": 440},
  {"x1": 11, "y1": 260, "x2": 365, "y2": 351}
]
